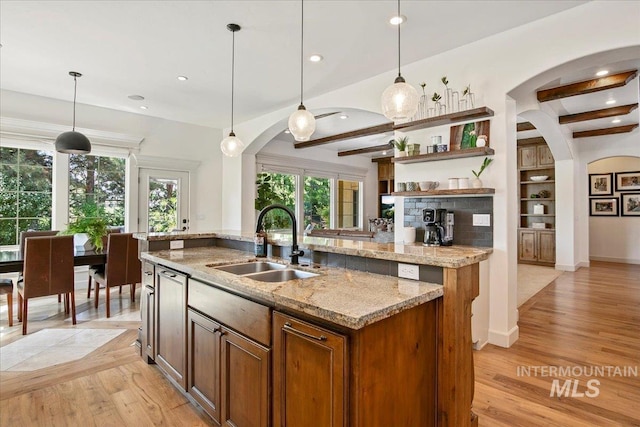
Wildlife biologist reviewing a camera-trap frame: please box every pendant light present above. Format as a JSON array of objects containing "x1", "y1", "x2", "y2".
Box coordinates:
[
  {"x1": 55, "y1": 71, "x2": 91, "y2": 154},
  {"x1": 288, "y1": 0, "x2": 316, "y2": 142},
  {"x1": 381, "y1": 0, "x2": 418, "y2": 121},
  {"x1": 220, "y1": 23, "x2": 245, "y2": 157}
]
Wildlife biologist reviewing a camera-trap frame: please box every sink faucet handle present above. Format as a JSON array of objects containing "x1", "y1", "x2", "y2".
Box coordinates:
[{"x1": 290, "y1": 249, "x2": 304, "y2": 258}]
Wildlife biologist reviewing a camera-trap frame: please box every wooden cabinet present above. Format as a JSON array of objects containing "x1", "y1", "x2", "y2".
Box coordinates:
[
  {"x1": 187, "y1": 278, "x2": 271, "y2": 427},
  {"x1": 155, "y1": 267, "x2": 187, "y2": 388},
  {"x1": 519, "y1": 229, "x2": 556, "y2": 265},
  {"x1": 518, "y1": 140, "x2": 556, "y2": 265},
  {"x1": 273, "y1": 312, "x2": 347, "y2": 427},
  {"x1": 140, "y1": 261, "x2": 156, "y2": 363},
  {"x1": 376, "y1": 158, "x2": 394, "y2": 217}
]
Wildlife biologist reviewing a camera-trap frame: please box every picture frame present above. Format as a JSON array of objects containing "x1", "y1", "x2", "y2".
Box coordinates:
[
  {"x1": 620, "y1": 193, "x2": 640, "y2": 216},
  {"x1": 588, "y1": 173, "x2": 613, "y2": 196},
  {"x1": 615, "y1": 171, "x2": 640, "y2": 192},
  {"x1": 449, "y1": 120, "x2": 490, "y2": 151},
  {"x1": 589, "y1": 198, "x2": 618, "y2": 216}
]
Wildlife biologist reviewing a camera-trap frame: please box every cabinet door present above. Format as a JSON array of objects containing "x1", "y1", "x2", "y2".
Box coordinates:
[
  {"x1": 538, "y1": 231, "x2": 556, "y2": 264},
  {"x1": 537, "y1": 145, "x2": 554, "y2": 167},
  {"x1": 155, "y1": 268, "x2": 187, "y2": 388},
  {"x1": 273, "y1": 312, "x2": 346, "y2": 427},
  {"x1": 378, "y1": 162, "x2": 390, "y2": 180},
  {"x1": 519, "y1": 230, "x2": 537, "y2": 261},
  {"x1": 518, "y1": 146, "x2": 537, "y2": 169},
  {"x1": 187, "y1": 309, "x2": 221, "y2": 425},
  {"x1": 141, "y1": 285, "x2": 155, "y2": 363},
  {"x1": 220, "y1": 328, "x2": 270, "y2": 427}
]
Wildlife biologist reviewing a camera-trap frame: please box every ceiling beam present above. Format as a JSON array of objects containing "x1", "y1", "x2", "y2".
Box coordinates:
[
  {"x1": 294, "y1": 123, "x2": 394, "y2": 149},
  {"x1": 517, "y1": 136, "x2": 546, "y2": 146},
  {"x1": 338, "y1": 143, "x2": 393, "y2": 157},
  {"x1": 371, "y1": 155, "x2": 393, "y2": 163},
  {"x1": 517, "y1": 122, "x2": 536, "y2": 132},
  {"x1": 573, "y1": 124, "x2": 638, "y2": 139},
  {"x1": 559, "y1": 103, "x2": 638, "y2": 124},
  {"x1": 537, "y1": 70, "x2": 638, "y2": 102}
]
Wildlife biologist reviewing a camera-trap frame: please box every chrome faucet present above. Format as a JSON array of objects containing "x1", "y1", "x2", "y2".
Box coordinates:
[{"x1": 255, "y1": 204, "x2": 304, "y2": 265}]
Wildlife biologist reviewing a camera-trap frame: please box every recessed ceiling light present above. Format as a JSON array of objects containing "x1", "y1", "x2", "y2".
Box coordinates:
[
  {"x1": 128, "y1": 94, "x2": 145, "y2": 101},
  {"x1": 177, "y1": 75, "x2": 188, "y2": 81},
  {"x1": 595, "y1": 70, "x2": 609, "y2": 77},
  {"x1": 612, "y1": 118, "x2": 621, "y2": 124},
  {"x1": 389, "y1": 15, "x2": 406, "y2": 25},
  {"x1": 140, "y1": 106, "x2": 148, "y2": 110},
  {"x1": 309, "y1": 54, "x2": 323, "y2": 62},
  {"x1": 284, "y1": 129, "x2": 291, "y2": 134},
  {"x1": 339, "y1": 114, "x2": 349, "y2": 119},
  {"x1": 606, "y1": 100, "x2": 616, "y2": 105}
]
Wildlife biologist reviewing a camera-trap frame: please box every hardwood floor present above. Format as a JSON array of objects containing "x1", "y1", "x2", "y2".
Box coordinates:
[
  {"x1": 1, "y1": 262, "x2": 638, "y2": 426},
  {"x1": 474, "y1": 261, "x2": 640, "y2": 426}
]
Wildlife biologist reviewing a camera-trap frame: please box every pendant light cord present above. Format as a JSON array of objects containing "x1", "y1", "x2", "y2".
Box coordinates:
[
  {"x1": 397, "y1": 0, "x2": 401, "y2": 78},
  {"x1": 231, "y1": 28, "x2": 236, "y2": 132},
  {"x1": 72, "y1": 74, "x2": 78, "y2": 131},
  {"x1": 300, "y1": 0, "x2": 304, "y2": 106}
]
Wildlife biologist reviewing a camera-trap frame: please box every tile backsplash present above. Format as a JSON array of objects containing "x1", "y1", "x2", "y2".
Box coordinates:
[{"x1": 404, "y1": 197, "x2": 493, "y2": 247}]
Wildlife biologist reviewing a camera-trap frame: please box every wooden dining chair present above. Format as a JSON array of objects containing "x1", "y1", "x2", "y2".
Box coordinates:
[
  {"x1": 90, "y1": 233, "x2": 141, "y2": 318},
  {"x1": 19, "y1": 230, "x2": 62, "y2": 302},
  {"x1": 17, "y1": 235, "x2": 76, "y2": 335},
  {"x1": 86, "y1": 227, "x2": 122, "y2": 298}
]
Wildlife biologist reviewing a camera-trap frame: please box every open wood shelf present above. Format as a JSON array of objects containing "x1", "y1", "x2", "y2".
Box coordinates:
[
  {"x1": 521, "y1": 179, "x2": 555, "y2": 184},
  {"x1": 392, "y1": 147, "x2": 495, "y2": 164},
  {"x1": 521, "y1": 198, "x2": 555, "y2": 201},
  {"x1": 392, "y1": 188, "x2": 495, "y2": 197},
  {"x1": 520, "y1": 214, "x2": 555, "y2": 217}
]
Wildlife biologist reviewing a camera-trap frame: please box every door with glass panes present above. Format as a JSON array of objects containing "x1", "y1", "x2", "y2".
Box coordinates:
[{"x1": 138, "y1": 169, "x2": 189, "y2": 233}]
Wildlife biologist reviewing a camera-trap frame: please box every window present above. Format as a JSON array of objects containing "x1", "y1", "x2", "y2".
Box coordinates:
[
  {"x1": 69, "y1": 154, "x2": 125, "y2": 227},
  {"x1": 337, "y1": 180, "x2": 360, "y2": 229},
  {"x1": 255, "y1": 172, "x2": 296, "y2": 230},
  {"x1": 304, "y1": 176, "x2": 330, "y2": 229},
  {"x1": 0, "y1": 147, "x2": 53, "y2": 245}
]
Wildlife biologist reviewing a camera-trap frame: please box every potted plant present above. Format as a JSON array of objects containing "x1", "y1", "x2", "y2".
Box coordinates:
[
  {"x1": 392, "y1": 136, "x2": 409, "y2": 157},
  {"x1": 59, "y1": 201, "x2": 109, "y2": 251},
  {"x1": 471, "y1": 157, "x2": 493, "y2": 188}
]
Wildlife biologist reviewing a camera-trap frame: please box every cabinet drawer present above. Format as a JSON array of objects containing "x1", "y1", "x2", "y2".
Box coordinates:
[
  {"x1": 188, "y1": 279, "x2": 271, "y2": 346},
  {"x1": 143, "y1": 261, "x2": 155, "y2": 287}
]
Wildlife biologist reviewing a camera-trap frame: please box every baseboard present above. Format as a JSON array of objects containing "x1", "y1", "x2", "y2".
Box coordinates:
[
  {"x1": 473, "y1": 340, "x2": 489, "y2": 350},
  {"x1": 555, "y1": 261, "x2": 590, "y2": 271},
  {"x1": 488, "y1": 325, "x2": 519, "y2": 348},
  {"x1": 589, "y1": 256, "x2": 640, "y2": 265}
]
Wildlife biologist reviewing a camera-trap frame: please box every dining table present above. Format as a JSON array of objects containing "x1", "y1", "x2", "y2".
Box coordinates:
[{"x1": 0, "y1": 248, "x2": 107, "y2": 274}]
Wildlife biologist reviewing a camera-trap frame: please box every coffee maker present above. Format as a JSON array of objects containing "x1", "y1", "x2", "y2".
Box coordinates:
[{"x1": 422, "y1": 208, "x2": 454, "y2": 246}]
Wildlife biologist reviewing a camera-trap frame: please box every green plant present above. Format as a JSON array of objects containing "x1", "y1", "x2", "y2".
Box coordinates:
[
  {"x1": 441, "y1": 76, "x2": 449, "y2": 87},
  {"x1": 472, "y1": 157, "x2": 493, "y2": 178},
  {"x1": 431, "y1": 92, "x2": 441, "y2": 103},
  {"x1": 59, "y1": 201, "x2": 108, "y2": 251},
  {"x1": 420, "y1": 82, "x2": 426, "y2": 95},
  {"x1": 391, "y1": 136, "x2": 409, "y2": 151},
  {"x1": 463, "y1": 85, "x2": 471, "y2": 96}
]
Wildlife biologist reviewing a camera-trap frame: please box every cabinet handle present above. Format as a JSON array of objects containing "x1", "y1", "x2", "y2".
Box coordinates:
[
  {"x1": 159, "y1": 270, "x2": 177, "y2": 278},
  {"x1": 144, "y1": 271, "x2": 153, "y2": 276},
  {"x1": 283, "y1": 322, "x2": 327, "y2": 341}
]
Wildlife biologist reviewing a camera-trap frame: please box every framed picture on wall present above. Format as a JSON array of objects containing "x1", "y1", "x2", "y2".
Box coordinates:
[
  {"x1": 615, "y1": 171, "x2": 640, "y2": 192},
  {"x1": 620, "y1": 193, "x2": 640, "y2": 216},
  {"x1": 589, "y1": 198, "x2": 618, "y2": 216},
  {"x1": 588, "y1": 173, "x2": 613, "y2": 196}
]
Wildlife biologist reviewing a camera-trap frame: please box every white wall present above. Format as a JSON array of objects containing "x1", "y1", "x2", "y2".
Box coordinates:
[
  {"x1": 224, "y1": 1, "x2": 640, "y2": 348},
  {"x1": 587, "y1": 156, "x2": 640, "y2": 264}
]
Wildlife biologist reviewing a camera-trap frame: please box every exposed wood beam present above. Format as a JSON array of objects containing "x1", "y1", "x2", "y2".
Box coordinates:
[
  {"x1": 371, "y1": 155, "x2": 394, "y2": 163},
  {"x1": 537, "y1": 70, "x2": 638, "y2": 102},
  {"x1": 559, "y1": 103, "x2": 638, "y2": 124},
  {"x1": 573, "y1": 123, "x2": 638, "y2": 139},
  {"x1": 517, "y1": 136, "x2": 546, "y2": 146},
  {"x1": 294, "y1": 123, "x2": 394, "y2": 149},
  {"x1": 338, "y1": 143, "x2": 393, "y2": 157},
  {"x1": 517, "y1": 122, "x2": 536, "y2": 132}
]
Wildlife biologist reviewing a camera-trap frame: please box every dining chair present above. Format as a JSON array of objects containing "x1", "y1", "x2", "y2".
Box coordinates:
[
  {"x1": 90, "y1": 233, "x2": 141, "y2": 318},
  {"x1": 86, "y1": 227, "x2": 122, "y2": 298},
  {"x1": 17, "y1": 235, "x2": 76, "y2": 335},
  {"x1": 18, "y1": 230, "x2": 61, "y2": 301},
  {"x1": 0, "y1": 278, "x2": 14, "y2": 327}
]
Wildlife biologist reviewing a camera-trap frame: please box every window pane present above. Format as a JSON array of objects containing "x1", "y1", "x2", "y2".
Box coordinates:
[
  {"x1": 18, "y1": 165, "x2": 52, "y2": 192},
  {"x1": 0, "y1": 192, "x2": 17, "y2": 217},
  {"x1": 0, "y1": 219, "x2": 17, "y2": 246},
  {"x1": 304, "y1": 176, "x2": 330, "y2": 230},
  {"x1": 69, "y1": 154, "x2": 125, "y2": 227},
  {"x1": 148, "y1": 178, "x2": 178, "y2": 232},
  {"x1": 0, "y1": 165, "x2": 18, "y2": 191},
  {"x1": 0, "y1": 147, "x2": 19, "y2": 164},
  {"x1": 19, "y1": 149, "x2": 53, "y2": 167},
  {"x1": 255, "y1": 172, "x2": 296, "y2": 230},
  {"x1": 337, "y1": 180, "x2": 360, "y2": 229},
  {"x1": 18, "y1": 192, "x2": 52, "y2": 218},
  {"x1": 18, "y1": 217, "x2": 51, "y2": 233}
]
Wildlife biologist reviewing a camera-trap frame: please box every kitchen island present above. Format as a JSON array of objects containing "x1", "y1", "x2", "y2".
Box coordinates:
[{"x1": 135, "y1": 231, "x2": 491, "y2": 427}]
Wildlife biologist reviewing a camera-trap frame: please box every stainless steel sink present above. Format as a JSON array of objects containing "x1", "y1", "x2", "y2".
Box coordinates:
[
  {"x1": 245, "y1": 269, "x2": 319, "y2": 282},
  {"x1": 214, "y1": 261, "x2": 286, "y2": 275}
]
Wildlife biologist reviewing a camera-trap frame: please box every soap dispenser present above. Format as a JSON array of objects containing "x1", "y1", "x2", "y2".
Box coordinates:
[{"x1": 254, "y1": 229, "x2": 267, "y2": 257}]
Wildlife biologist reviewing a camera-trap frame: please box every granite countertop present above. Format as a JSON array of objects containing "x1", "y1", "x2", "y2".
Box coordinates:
[
  {"x1": 134, "y1": 230, "x2": 492, "y2": 268},
  {"x1": 141, "y1": 246, "x2": 443, "y2": 330}
]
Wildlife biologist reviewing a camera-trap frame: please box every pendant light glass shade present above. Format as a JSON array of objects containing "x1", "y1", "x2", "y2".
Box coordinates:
[
  {"x1": 381, "y1": 76, "x2": 419, "y2": 121},
  {"x1": 55, "y1": 71, "x2": 91, "y2": 154},
  {"x1": 220, "y1": 23, "x2": 245, "y2": 157},
  {"x1": 381, "y1": 0, "x2": 418, "y2": 121},
  {"x1": 289, "y1": 0, "x2": 315, "y2": 142},
  {"x1": 288, "y1": 105, "x2": 316, "y2": 142}
]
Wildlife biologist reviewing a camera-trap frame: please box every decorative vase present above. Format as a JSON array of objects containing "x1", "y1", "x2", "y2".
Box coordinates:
[
  {"x1": 396, "y1": 150, "x2": 407, "y2": 157},
  {"x1": 74, "y1": 233, "x2": 95, "y2": 251},
  {"x1": 472, "y1": 178, "x2": 483, "y2": 189},
  {"x1": 476, "y1": 135, "x2": 487, "y2": 147},
  {"x1": 443, "y1": 88, "x2": 452, "y2": 114},
  {"x1": 417, "y1": 94, "x2": 428, "y2": 120}
]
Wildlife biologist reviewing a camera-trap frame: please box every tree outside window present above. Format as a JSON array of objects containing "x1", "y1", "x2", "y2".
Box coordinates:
[
  {"x1": 255, "y1": 172, "x2": 296, "y2": 230},
  {"x1": 304, "y1": 176, "x2": 330, "y2": 230}
]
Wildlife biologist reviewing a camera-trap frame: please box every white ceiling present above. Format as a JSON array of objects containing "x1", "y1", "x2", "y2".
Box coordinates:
[{"x1": 0, "y1": 0, "x2": 587, "y2": 134}]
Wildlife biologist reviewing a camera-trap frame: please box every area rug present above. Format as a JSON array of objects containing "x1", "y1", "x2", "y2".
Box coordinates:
[{"x1": 517, "y1": 264, "x2": 563, "y2": 307}]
